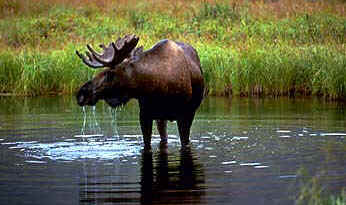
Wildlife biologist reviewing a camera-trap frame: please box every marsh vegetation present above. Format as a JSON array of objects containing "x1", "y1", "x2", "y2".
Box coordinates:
[{"x1": 0, "y1": 0, "x2": 345, "y2": 98}]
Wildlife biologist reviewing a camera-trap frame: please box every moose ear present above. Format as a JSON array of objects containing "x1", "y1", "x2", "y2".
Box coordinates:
[
  {"x1": 130, "y1": 46, "x2": 144, "y2": 57},
  {"x1": 129, "y1": 46, "x2": 144, "y2": 62}
]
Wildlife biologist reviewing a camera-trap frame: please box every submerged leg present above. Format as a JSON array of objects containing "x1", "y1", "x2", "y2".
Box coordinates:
[
  {"x1": 177, "y1": 113, "x2": 195, "y2": 146},
  {"x1": 156, "y1": 120, "x2": 168, "y2": 143},
  {"x1": 140, "y1": 114, "x2": 153, "y2": 150}
]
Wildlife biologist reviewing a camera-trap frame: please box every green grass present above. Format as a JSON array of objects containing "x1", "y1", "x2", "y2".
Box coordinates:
[
  {"x1": 0, "y1": 0, "x2": 345, "y2": 99},
  {"x1": 296, "y1": 168, "x2": 346, "y2": 205},
  {"x1": 0, "y1": 45, "x2": 95, "y2": 96}
]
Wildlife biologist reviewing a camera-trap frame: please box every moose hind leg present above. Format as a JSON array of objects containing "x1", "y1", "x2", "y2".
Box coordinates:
[
  {"x1": 177, "y1": 113, "x2": 195, "y2": 146},
  {"x1": 140, "y1": 116, "x2": 153, "y2": 150},
  {"x1": 156, "y1": 120, "x2": 168, "y2": 143}
]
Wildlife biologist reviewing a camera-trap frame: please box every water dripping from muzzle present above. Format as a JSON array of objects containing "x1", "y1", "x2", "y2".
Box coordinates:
[
  {"x1": 79, "y1": 106, "x2": 103, "y2": 137},
  {"x1": 81, "y1": 106, "x2": 86, "y2": 135},
  {"x1": 92, "y1": 106, "x2": 102, "y2": 134},
  {"x1": 109, "y1": 107, "x2": 119, "y2": 139}
]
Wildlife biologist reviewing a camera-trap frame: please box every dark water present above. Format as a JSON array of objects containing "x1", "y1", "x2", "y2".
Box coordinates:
[{"x1": 0, "y1": 96, "x2": 345, "y2": 205}]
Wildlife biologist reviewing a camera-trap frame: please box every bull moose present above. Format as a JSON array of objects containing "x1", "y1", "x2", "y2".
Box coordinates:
[{"x1": 75, "y1": 34, "x2": 204, "y2": 149}]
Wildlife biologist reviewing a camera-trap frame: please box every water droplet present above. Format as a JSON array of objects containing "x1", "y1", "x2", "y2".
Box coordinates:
[
  {"x1": 205, "y1": 147, "x2": 214, "y2": 150},
  {"x1": 279, "y1": 135, "x2": 292, "y2": 138},
  {"x1": 222, "y1": 161, "x2": 237, "y2": 165},
  {"x1": 74, "y1": 134, "x2": 104, "y2": 138},
  {"x1": 25, "y1": 160, "x2": 47, "y2": 164},
  {"x1": 231, "y1": 137, "x2": 248, "y2": 141},
  {"x1": 321, "y1": 133, "x2": 346, "y2": 136},
  {"x1": 276, "y1": 130, "x2": 291, "y2": 133},
  {"x1": 279, "y1": 175, "x2": 296, "y2": 179},
  {"x1": 8, "y1": 146, "x2": 21, "y2": 149},
  {"x1": 1, "y1": 142, "x2": 17, "y2": 145},
  {"x1": 168, "y1": 135, "x2": 178, "y2": 139},
  {"x1": 240, "y1": 162, "x2": 261, "y2": 166},
  {"x1": 254, "y1": 165, "x2": 269, "y2": 169},
  {"x1": 123, "y1": 135, "x2": 142, "y2": 138},
  {"x1": 64, "y1": 139, "x2": 76, "y2": 142}
]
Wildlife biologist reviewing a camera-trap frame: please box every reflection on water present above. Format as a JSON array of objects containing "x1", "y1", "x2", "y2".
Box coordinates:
[
  {"x1": 0, "y1": 96, "x2": 345, "y2": 205},
  {"x1": 79, "y1": 147, "x2": 204, "y2": 204},
  {"x1": 140, "y1": 147, "x2": 204, "y2": 205}
]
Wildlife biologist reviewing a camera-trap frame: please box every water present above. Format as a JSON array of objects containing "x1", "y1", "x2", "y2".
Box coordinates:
[{"x1": 0, "y1": 96, "x2": 345, "y2": 204}]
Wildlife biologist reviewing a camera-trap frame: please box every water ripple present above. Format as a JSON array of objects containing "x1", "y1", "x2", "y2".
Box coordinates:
[{"x1": 9, "y1": 138, "x2": 142, "y2": 161}]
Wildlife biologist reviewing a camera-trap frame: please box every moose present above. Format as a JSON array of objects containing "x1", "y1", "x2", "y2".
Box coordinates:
[{"x1": 75, "y1": 34, "x2": 204, "y2": 149}]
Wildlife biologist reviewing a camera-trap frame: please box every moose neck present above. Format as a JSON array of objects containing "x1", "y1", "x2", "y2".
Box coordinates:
[{"x1": 112, "y1": 64, "x2": 138, "y2": 99}]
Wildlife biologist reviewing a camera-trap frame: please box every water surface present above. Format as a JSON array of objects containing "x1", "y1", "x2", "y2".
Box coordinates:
[{"x1": 0, "y1": 96, "x2": 345, "y2": 204}]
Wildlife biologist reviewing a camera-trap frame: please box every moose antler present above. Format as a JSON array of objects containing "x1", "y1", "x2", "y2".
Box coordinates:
[{"x1": 76, "y1": 34, "x2": 139, "y2": 68}]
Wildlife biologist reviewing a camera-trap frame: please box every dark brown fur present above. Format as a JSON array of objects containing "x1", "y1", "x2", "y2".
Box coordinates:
[{"x1": 76, "y1": 39, "x2": 204, "y2": 149}]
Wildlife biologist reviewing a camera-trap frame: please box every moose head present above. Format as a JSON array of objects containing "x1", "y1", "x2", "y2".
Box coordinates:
[{"x1": 75, "y1": 34, "x2": 141, "y2": 107}]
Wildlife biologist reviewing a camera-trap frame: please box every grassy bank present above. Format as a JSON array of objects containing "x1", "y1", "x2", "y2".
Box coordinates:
[
  {"x1": 296, "y1": 167, "x2": 346, "y2": 205},
  {"x1": 0, "y1": 0, "x2": 345, "y2": 99}
]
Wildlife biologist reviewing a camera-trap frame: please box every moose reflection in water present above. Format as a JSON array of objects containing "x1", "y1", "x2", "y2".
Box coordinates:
[
  {"x1": 79, "y1": 147, "x2": 205, "y2": 204},
  {"x1": 75, "y1": 34, "x2": 205, "y2": 150}
]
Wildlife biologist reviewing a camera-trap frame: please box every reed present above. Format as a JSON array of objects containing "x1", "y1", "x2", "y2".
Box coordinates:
[
  {"x1": 0, "y1": 0, "x2": 345, "y2": 99},
  {"x1": 0, "y1": 46, "x2": 95, "y2": 96},
  {"x1": 296, "y1": 168, "x2": 346, "y2": 205}
]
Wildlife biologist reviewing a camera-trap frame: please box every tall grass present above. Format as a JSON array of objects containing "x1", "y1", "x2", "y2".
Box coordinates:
[
  {"x1": 198, "y1": 43, "x2": 346, "y2": 98},
  {"x1": 0, "y1": 0, "x2": 345, "y2": 99},
  {"x1": 0, "y1": 45, "x2": 95, "y2": 96},
  {"x1": 296, "y1": 168, "x2": 346, "y2": 205}
]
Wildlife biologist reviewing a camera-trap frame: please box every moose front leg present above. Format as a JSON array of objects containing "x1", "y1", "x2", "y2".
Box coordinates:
[
  {"x1": 177, "y1": 113, "x2": 195, "y2": 146},
  {"x1": 156, "y1": 120, "x2": 168, "y2": 145},
  {"x1": 140, "y1": 114, "x2": 153, "y2": 150}
]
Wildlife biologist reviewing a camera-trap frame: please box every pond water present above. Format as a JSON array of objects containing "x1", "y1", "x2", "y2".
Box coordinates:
[{"x1": 0, "y1": 96, "x2": 345, "y2": 205}]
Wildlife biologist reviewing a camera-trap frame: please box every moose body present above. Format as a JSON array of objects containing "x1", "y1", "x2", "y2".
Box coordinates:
[{"x1": 76, "y1": 35, "x2": 204, "y2": 149}]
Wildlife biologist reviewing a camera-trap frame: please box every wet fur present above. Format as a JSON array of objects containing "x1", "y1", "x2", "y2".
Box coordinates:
[{"x1": 77, "y1": 39, "x2": 204, "y2": 148}]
